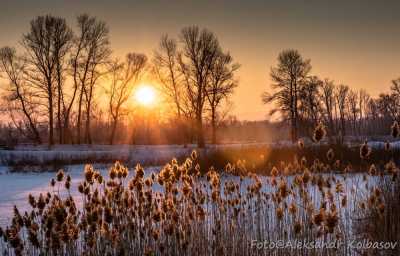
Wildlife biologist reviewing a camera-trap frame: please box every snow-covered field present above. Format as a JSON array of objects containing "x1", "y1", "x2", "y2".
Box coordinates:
[
  {"x1": 0, "y1": 164, "x2": 162, "y2": 227},
  {"x1": 0, "y1": 163, "x2": 372, "y2": 228}
]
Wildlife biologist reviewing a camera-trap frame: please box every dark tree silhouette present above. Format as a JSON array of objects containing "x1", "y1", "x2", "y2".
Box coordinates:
[
  {"x1": 206, "y1": 51, "x2": 239, "y2": 144},
  {"x1": 177, "y1": 26, "x2": 220, "y2": 147},
  {"x1": 321, "y1": 78, "x2": 336, "y2": 137},
  {"x1": 335, "y1": 84, "x2": 349, "y2": 139},
  {"x1": 299, "y1": 75, "x2": 322, "y2": 131},
  {"x1": 106, "y1": 53, "x2": 147, "y2": 145},
  {"x1": 22, "y1": 15, "x2": 72, "y2": 146},
  {"x1": 71, "y1": 14, "x2": 111, "y2": 144},
  {"x1": 153, "y1": 35, "x2": 189, "y2": 145},
  {"x1": 0, "y1": 47, "x2": 42, "y2": 143},
  {"x1": 262, "y1": 49, "x2": 311, "y2": 142},
  {"x1": 153, "y1": 35, "x2": 186, "y2": 118}
]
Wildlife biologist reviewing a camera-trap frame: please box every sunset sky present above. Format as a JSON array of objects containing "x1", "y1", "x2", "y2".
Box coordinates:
[{"x1": 1, "y1": 0, "x2": 399, "y2": 120}]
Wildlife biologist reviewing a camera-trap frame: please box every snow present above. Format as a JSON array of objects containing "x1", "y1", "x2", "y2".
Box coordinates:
[
  {"x1": 0, "y1": 163, "x2": 374, "y2": 228},
  {"x1": 0, "y1": 165, "x2": 162, "y2": 227},
  {"x1": 0, "y1": 141, "x2": 398, "y2": 168},
  {"x1": 0, "y1": 143, "x2": 282, "y2": 167}
]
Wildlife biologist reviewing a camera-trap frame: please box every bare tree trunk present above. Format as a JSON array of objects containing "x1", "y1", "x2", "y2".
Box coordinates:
[
  {"x1": 290, "y1": 81, "x2": 296, "y2": 142},
  {"x1": 293, "y1": 81, "x2": 298, "y2": 142},
  {"x1": 109, "y1": 117, "x2": 118, "y2": 145},
  {"x1": 77, "y1": 87, "x2": 84, "y2": 144},
  {"x1": 211, "y1": 107, "x2": 217, "y2": 144},
  {"x1": 84, "y1": 84, "x2": 94, "y2": 144},
  {"x1": 196, "y1": 113, "x2": 205, "y2": 148},
  {"x1": 57, "y1": 95, "x2": 62, "y2": 143},
  {"x1": 57, "y1": 74, "x2": 63, "y2": 144},
  {"x1": 64, "y1": 119, "x2": 71, "y2": 143},
  {"x1": 85, "y1": 111, "x2": 92, "y2": 144},
  {"x1": 48, "y1": 93, "x2": 54, "y2": 146},
  {"x1": 17, "y1": 88, "x2": 41, "y2": 144}
]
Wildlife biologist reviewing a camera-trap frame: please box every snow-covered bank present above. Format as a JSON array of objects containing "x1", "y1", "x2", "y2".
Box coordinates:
[
  {"x1": 0, "y1": 143, "x2": 274, "y2": 168},
  {"x1": 1, "y1": 141, "x2": 399, "y2": 169}
]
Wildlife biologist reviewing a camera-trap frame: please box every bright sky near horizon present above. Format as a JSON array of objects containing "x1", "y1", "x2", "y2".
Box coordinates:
[{"x1": 1, "y1": 0, "x2": 399, "y2": 120}]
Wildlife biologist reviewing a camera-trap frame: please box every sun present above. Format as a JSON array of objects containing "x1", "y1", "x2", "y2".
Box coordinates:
[{"x1": 135, "y1": 85, "x2": 156, "y2": 106}]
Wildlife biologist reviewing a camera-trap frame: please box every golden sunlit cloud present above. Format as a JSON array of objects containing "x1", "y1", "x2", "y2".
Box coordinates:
[{"x1": 135, "y1": 84, "x2": 156, "y2": 106}]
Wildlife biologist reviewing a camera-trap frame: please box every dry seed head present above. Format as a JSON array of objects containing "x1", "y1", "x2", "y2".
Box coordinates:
[
  {"x1": 271, "y1": 166, "x2": 279, "y2": 177},
  {"x1": 301, "y1": 157, "x2": 307, "y2": 167},
  {"x1": 276, "y1": 206, "x2": 284, "y2": 221},
  {"x1": 324, "y1": 210, "x2": 338, "y2": 233},
  {"x1": 289, "y1": 202, "x2": 297, "y2": 215},
  {"x1": 312, "y1": 208, "x2": 325, "y2": 226},
  {"x1": 298, "y1": 139, "x2": 305, "y2": 149},
  {"x1": 384, "y1": 141, "x2": 391, "y2": 151},
  {"x1": 378, "y1": 203, "x2": 385, "y2": 215},
  {"x1": 369, "y1": 164, "x2": 377, "y2": 176},
  {"x1": 391, "y1": 121, "x2": 399, "y2": 138},
  {"x1": 313, "y1": 123, "x2": 326, "y2": 143},
  {"x1": 326, "y1": 148, "x2": 334, "y2": 161},
  {"x1": 385, "y1": 160, "x2": 397, "y2": 174},
  {"x1": 191, "y1": 150, "x2": 197, "y2": 160},
  {"x1": 293, "y1": 220, "x2": 302, "y2": 235},
  {"x1": 56, "y1": 170, "x2": 64, "y2": 182},
  {"x1": 360, "y1": 141, "x2": 371, "y2": 159},
  {"x1": 341, "y1": 195, "x2": 347, "y2": 207}
]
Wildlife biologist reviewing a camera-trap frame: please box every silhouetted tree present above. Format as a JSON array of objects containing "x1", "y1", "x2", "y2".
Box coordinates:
[
  {"x1": 335, "y1": 84, "x2": 349, "y2": 138},
  {"x1": 299, "y1": 75, "x2": 322, "y2": 132},
  {"x1": 0, "y1": 47, "x2": 42, "y2": 143},
  {"x1": 358, "y1": 89, "x2": 370, "y2": 134},
  {"x1": 347, "y1": 89, "x2": 359, "y2": 135},
  {"x1": 321, "y1": 79, "x2": 336, "y2": 137},
  {"x1": 72, "y1": 14, "x2": 111, "y2": 144},
  {"x1": 206, "y1": 51, "x2": 239, "y2": 144},
  {"x1": 377, "y1": 93, "x2": 399, "y2": 121},
  {"x1": 177, "y1": 26, "x2": 220, "y2": 147},
  {"x1": 153, "y1": 35, "x2": 189, "y2": 145},
  {"x1": 22, "y1": 15, "x2": 72, "y2": 146},
  {"x1": 106, "y1": 53, "x2": 147, "y2": 144},
  {"x1": 262, "y1": 49, "x2": 311, "y2": 142},
  {"x1": 153, "y1": 35, "x2": 186, "y2": 118}
]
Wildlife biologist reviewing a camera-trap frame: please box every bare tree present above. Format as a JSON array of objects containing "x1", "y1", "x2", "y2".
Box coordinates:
[
  {"x1": 347, "y1": 89, "x2": 359, "y2": 135},
  {"x1": 321, "y1": 79, "x2": 336, "y2": 137},
  {"x1": 153, "y1": 35, "x2": 186, "y2": 118},
  {"x1": 22, "y1": 15, "x2": 72, "y2": 146},
  {"x1": 299, "y1": 75, "x2": 322, "y2": 131},
  {"x1": 72, "y1": 14, "x2": 111, "y2": 144},
  {"x1": 0, "y1": 47, "x2": 42, "y2": 143},
  {"x1": 206, "y1": 51, "x2": 239, "y2": 144},
  {"x1": 358, "y1": 89, "x2": 370, "y2": 134},
  {"x1": 377, "y1": 93, "x2": 399, "y2": 122},
  {"x1": 106, "y1": 53, "x2": 147, "y2": 144},
  {"x1": 389, "y1": 78, "x2": 400, "y2": 120},
  {"x1": 366, "y1": 98, "x2": 379, "y2": 134},
  {"x1": 391, "y1": 78, "x2": 400, "y2": 96},
  {"x1": 335, "y1": 84, "x2": 349, "y2": 138},
  {"x1": 177, "y1": 26, "x2": 220, "y2": 147},
  {"x1": 152, "y1": 35, "x2": 189, "y2": 145},
  {"x1": 262, "y1": 49, "x2": 311, "y2": 142}
]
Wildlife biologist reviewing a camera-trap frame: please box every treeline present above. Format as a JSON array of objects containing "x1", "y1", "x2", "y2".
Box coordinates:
[
  {"x1": 1, "y1": 15, "x2": 398, "y2": 148},
  {"x1": 263, "y1": 49, "x2": 400, "y2": 142},
  {"x1": 0, "y1": 14, "x2": 239, "y2": 147}
]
